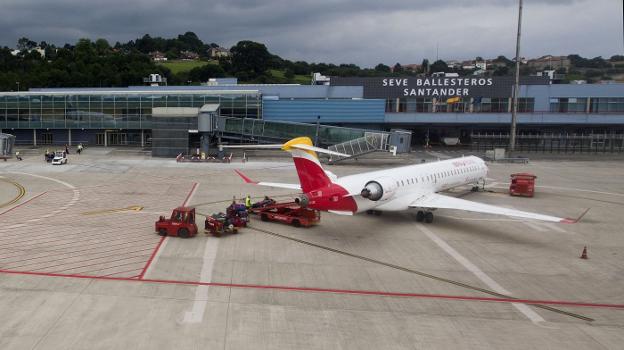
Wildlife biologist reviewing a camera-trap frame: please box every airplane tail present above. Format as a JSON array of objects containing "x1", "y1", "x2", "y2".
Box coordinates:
[
  {"x1": 222, "y1": 136, "x2": 349, "y2": 193},
  {"x1": 282, "y1": 137, "x2": 333, "y2": 193}
]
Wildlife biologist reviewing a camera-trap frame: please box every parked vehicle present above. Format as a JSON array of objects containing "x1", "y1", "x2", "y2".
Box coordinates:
[
  {"x1": 51, "y1": 151, "x2": 68, "y2": 165},
  {"x1": 155, "y1": 207, "x2": 198, "y2": 238}
]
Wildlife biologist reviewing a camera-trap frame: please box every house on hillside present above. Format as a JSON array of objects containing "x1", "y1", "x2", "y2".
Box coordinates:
[
  {"x1": 208, "y1": 47, "x2": 230, "y2": 59},
  {"x1": 445, "y1": 60, "x2": 461, "y2": 69},
  {"x1": 11, "y1": 47, "x2": 46, "y2": 58},
  {"x1": 180, "y1": 51, "x2": 200, "y2": 60},
  {"x1": 402, "y1": 64, "x2": 422, "y2": 72},
  {"x1": 527, "y1": 55, "x2": 570, "y2": 71},
  {"x1": 149, "y1": 51, "x2": 168, "y2": 62}
]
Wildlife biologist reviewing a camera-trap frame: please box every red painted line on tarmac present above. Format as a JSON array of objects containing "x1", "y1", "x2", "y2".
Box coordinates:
[
  {"x1": 137, "y1": 235, "x2": 165, "y2": 280},
  {"x1": 0, "y1": 192, "x2": 47, "y2": 217},
  {"x1": 99, "y1": 269, "x2": 144, "y2": 278},
  {"x1": 49, "y1": 254, "x2": 151, "y2": 275},
  {"x1": 0, "y1": 237, "x2": 158, "y2": 264},
  {"x1": 182, "y1": 182, "x2": 199, "y2": 207},
  {"x1": 4, "y1": 247, "x2": 154, "y2": 271},
  {"x1": 0, "y1": 229, "x2": 155, "y2": 253},
  {"x1": 136, "y1": 182, "x2": 198, "y2": 280},
  {"x1": 0, "y1": 268, "x2": 622, "y2": 311}
]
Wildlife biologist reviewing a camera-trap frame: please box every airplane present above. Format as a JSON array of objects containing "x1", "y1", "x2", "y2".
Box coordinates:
[{"x1": 232, "y1": 136, "x2": 584, "y2": 224}]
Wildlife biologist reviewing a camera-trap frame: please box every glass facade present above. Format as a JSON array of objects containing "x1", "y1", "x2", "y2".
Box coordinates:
[
  {"x1": 550, "y1": 98, "x2": 588, "y2": 113},
  {"x1": 384, "y1": 97, "x2": 533, "y2": 113},
  {"x1": 589, "y1": 98, "x2": 624, "y2": 113},
  {"x1": 0, "y1": 91, "x2": 261, "y2": 129}
]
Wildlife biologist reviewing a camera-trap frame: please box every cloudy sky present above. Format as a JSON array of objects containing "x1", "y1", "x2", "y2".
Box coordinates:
[{"x1": 1, "y1": 0, "x2": 621, "y2": 66}]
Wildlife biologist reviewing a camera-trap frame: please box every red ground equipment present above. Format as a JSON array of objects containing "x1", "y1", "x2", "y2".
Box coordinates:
[
  {"x1": 509, "y1": 173, "x2": 537, "y2": 197},
  {"x1": 155, "y1": 207, "x2": 198, "y2": 238},
  {"x1": 205, "y1": 203, "x2": 249, "y2": 237},
  {"x1": 250, "y1": 199, "x2": 320, "y2": 227}
]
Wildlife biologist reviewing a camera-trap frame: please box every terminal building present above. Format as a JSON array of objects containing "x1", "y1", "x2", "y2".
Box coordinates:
[{"x1": 1, "y1": 76, "x2": 623, "y2": 151}]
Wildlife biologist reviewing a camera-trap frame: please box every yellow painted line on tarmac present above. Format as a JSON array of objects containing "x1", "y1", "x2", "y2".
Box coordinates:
[
  {"x1": 81, "y1": 205, "x2": 144, "y2": 216},
  {"x1": 0, "y1": 177, "x2": 26, "y2": 208}
]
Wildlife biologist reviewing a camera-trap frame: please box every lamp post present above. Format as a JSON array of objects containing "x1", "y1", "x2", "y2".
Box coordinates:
[
  {"x1": 314, "y1": 115, "x2": 321, "y2": 146},
  {"x1": 509, "y1": 0, "x2": 523, "y2": 154}
]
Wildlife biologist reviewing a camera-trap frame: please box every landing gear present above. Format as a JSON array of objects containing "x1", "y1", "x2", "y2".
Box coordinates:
[
  {"x1": 424, "y1": 212, "x2": 434, "y2": 223},
  {"x1": 471, "y1": 186, "x2": 479, "y2": 192},
  {"x1": 366, "y1": 210, "x2": 382, "y2": 216},
  {"x1": 416, "y1": 210, "x2": 434, "y2": 223}
]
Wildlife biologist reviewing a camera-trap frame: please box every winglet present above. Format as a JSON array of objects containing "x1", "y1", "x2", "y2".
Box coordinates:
[
  {"x1": 234, "y1": 170, "x2": 257, "y2": 184},
  {"x1": 560, "y1": 208, "x2": 591, "y2": 224}
]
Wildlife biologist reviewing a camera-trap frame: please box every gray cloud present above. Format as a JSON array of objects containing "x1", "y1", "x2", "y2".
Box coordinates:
[{"x1": 0, "y1": 0, "x2": 619, "y2": 66}]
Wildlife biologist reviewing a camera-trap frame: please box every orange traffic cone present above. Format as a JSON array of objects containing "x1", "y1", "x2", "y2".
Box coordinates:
[{"x1": 580, "y1": 246, "x2": 588, "y2": 259}]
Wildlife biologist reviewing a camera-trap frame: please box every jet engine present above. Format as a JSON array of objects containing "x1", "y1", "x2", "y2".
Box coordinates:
[
  {"x1": 360, "y1": 177, "x2": 397, "y2": 201},
  {"x1": 294, "y1": 194, "x2": 310, "y2": 207}
]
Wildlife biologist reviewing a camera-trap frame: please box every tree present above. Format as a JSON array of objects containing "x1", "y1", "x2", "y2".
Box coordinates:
[
  {"x1": 284, "y1": 69, "x2": 295, "y2": 80},
  {"x1": 392, "y1": 63, "x2": 404, "y2": 74},
  {"x1": 421, "y1": 59, "x2": 429, "y2": 74},
  {"x1": 95, "y1": 39, "x2": 111, "y2": 55},
  {"x1": 17, "y1": 37, "x2": 37, "y2": 51},
  {"x1": 230, "y1": 40, "x2": 271, "y2": 76},
  {"x1": 429, "y1": 60, "x2": 449, "y2": 73},
  {"x1": 374, "y1": 63, "x2": 391, "y2": 73},
  {"x1": 188, "y1": 64, "x2": 226, "y2": 82}
]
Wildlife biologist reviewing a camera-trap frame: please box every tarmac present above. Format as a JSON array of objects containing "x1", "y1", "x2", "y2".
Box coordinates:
[{"x1": 1, "y1": 148, "x2": 623, "y2": 349}]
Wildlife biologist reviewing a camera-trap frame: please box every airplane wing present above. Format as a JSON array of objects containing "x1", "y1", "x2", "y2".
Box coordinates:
[
  {"x1": 409, "y1": 193, "x2": 585, "y2": 223},
  {"x1": 234, "y1": 170, "x2": 301, "y2": 190}
]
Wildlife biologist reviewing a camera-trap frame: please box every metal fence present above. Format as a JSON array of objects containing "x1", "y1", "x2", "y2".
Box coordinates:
[{"x1": 471, "y1": 132, "x2": 624, "y2": 153}]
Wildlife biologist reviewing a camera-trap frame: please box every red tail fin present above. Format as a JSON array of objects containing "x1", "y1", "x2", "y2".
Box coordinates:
[{"x1": 283, "y1": 137, "x2": 332, "y2": 193}]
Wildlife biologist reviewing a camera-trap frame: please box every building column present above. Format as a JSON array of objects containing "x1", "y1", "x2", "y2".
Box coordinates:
[
  {"x1": 469, "y1": 98, "x2": 474, "y2": 113},
  {"x1": 395, "y1": 98, "x2": 400, "y2": 112},
  {"x1": 141, "y1": 129, "x2": 144, "y2": 147},
  {"x1": 33, "y1": 129, "x2": 37, "y2": 146},
  {"x1": 68, "y1": 129, "x2": 72, "y2": 146},
  {"x1": 104, "y1": 131, "x2": 108, "y2": 147},
  {"x1": 432, "y1": 98, "x2": 437, "y2": 113}
]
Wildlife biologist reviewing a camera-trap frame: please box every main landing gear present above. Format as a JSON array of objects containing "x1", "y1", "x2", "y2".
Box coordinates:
[
  {"x1": 415, "y1": 210, "x2": 434, "y2": 223},
  {"x1": 366, "y1": 210, "x2": 382, "y2": 216}
]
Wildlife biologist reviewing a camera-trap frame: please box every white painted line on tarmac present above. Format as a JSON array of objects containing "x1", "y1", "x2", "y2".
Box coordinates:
[
  {"x1": 182, "y1": 237, "x2": 220, "y2": 324},
  {"x1": 141, "y1": 237, "x2": 169, "y2": 279},
  {"x1": 417, "y1": 224, "x2": 546, "y2": 325},
  {"x1": 11, "y1": 172, "x2": 76, "y2": 189}
]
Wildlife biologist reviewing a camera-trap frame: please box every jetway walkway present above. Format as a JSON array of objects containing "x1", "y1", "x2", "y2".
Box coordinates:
[
  {"x1": 327, "y1": 132, "x2": 391, "y2": 163},
  {"x1": 208, "y1": 116, "x2": 408, "y2": 161},
  {"x1": 215, "y1": 116, "x2": 370, "y2": 146}
]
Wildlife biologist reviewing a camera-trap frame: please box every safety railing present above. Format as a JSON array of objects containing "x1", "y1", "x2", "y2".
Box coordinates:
[{"x1": 327, "y1": 132, "x2": 391, "y2": 163}]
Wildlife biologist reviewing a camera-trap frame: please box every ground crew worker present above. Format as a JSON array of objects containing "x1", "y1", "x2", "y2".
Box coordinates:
[{"x1": 245, "y1": 195, "x2": 252, "y2": 209}]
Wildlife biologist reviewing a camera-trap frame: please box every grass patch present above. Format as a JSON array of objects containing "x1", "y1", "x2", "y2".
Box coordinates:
[
  {"x1": 269, "y1": 69, "x2": 310, "y2": 84},
  {"x1": 157, "y1": 60, "x2": 216, "y2": 74}
]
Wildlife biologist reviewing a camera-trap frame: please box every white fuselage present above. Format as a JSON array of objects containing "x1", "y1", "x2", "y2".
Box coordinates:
[{"x1": 335, "y1": 156, "x2": 488, "y2": 213}]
